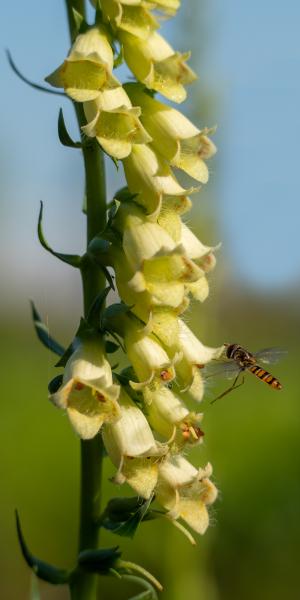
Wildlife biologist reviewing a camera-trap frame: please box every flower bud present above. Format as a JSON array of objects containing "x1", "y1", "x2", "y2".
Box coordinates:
[
  {"x1": 156, "y1": 456, "x2": 217, "y2": 534},
  {"x1": 45, "y1": 27, "x2": 119, "y2": 101},
  {"x1": 50, "y1": 338, "x2": 120, "y2": 439},
  {"x1": 120, "y1": 31, "x2": 197, "y2": 103},
  {"x1": 102, "y1": 389, "x2": 167, "y2": 497}
]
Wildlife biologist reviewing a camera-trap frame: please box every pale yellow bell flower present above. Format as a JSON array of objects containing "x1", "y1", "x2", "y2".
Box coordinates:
[
  {"x1": 113, "y1": 205, "x2": 203, "y2": 312},
  {"x1": 50, "y1": 338, "x2": 120, "y2": 439},
  {"x1": 45, "y1": 27, "x2": 119, "y2": 101},
  {"x1": 156, "y1": 456, "x2": 217, "y2": 534},
  {"x1": 175, "y1": 319, "x2": 224, "y2": 401},
  {"x1": 90, "y1": 0, "x2": 180, "y2": 16},
  {"x1": 101, "y1": 0, "x2": 159, "y2": 40},
  {"x1": 125, "y1": 85, "x2": 216, "y2": 183},
  {"x1": 124, "y1": 318, "x2": 179, "y2": 388},
  {"x1": 120, "y1": 30, "x2": 197, "y2": 103},
  {"x1": 82, "y1": 86, "x2": 151, "y2": 159},
  {"x1": 143, "y1": 385, "x2": 204, "y2": 451},
  {"x1": 102, "y1": 389, "x2": 167, "y2": 498},
  {"x1": 123, "y1": 144, "x2": 195, "y2": 214}
]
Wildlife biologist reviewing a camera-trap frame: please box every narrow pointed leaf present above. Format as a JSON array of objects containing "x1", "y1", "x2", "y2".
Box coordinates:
[
  {"x1": 38, "y1": 202, "x2": 81, "y2": 267},
  {"x1": 6, "y1": 50, "x2": 65, "y2": 96},
  {"x1": 30, "y1": 301, "x2": 65, "y2": 356},
  {"x1": 15, "y1": 512, "x2": 70, "y2": 585},
  {"x1": 58, "y1": 109, "x2": 81, "y2": 148}
]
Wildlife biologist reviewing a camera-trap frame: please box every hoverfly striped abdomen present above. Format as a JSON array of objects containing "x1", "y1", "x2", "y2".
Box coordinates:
[{"x1": 248, "y1": 364, "x2": 282, "y2": 389}]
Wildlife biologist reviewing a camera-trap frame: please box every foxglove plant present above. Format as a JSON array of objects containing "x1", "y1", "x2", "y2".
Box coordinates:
[{"x1": 13, "y1": 1, "x2": 224, "y2": 598}]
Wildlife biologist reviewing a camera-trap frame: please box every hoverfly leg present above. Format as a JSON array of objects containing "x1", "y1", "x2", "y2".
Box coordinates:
[{"x1": 210, "y1": 371, "x2": 245, "y2": 404}]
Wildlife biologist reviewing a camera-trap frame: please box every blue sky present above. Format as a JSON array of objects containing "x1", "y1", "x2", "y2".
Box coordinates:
[{"x1": 1, "y1": 0, "x2": 300, "y2": 320}]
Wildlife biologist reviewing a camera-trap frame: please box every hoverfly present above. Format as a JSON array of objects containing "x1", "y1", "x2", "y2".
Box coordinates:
[{"x1": 206, "y1": 344, "x2": 286, "y2": 403}]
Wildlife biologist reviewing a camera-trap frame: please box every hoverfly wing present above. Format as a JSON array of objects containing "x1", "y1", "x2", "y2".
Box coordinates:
[
  {"x1": 203, "y1": 359, "x2": 241, "y2": 381},
  {"x1": 254, "y1": 347, "x2": 287, "y2": 365}
]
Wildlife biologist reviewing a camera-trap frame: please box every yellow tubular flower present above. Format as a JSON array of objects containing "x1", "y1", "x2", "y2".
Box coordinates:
[
  {"x1": 101, "y1": 0, "x2": 159, "y2": 39},
  {"x1": 112, "y1": 204, "x2": 203, "y2": 314},
  {"x1": 120, "y1": 30, "x2": 197, "y2": 103},
  {"x1": 125, "y1": 84, "x2": 216, "y2": 183},
  {"x1": 143, "y1": 385, "x2": 204, "y2": 451},
  {"x1": 49, "y1": 338, "x2": 120, "y2": 439},
  {"x1": 82, "y1": 86, "x2": 151, "y2": 159},
  {"x1": 124, "y1": 317, "x2": 179, "y2": 388},
  {"x1": 156, "y1": 457, "x2": 217, "y2": 534},
  {"x1": 45, "y1": 27, "x2": 119, "y2": 101},
  {"x1": 123, "y1": 144, "x2": 196, "y2": 214},
  {"x1": 102, "y1": 388, "x2": 167, "y2": 498}
]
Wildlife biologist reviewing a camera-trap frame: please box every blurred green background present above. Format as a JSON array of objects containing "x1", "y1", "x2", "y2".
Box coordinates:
[{"x1": 1, "y1": 1, "x2": 300, "y2": 599}]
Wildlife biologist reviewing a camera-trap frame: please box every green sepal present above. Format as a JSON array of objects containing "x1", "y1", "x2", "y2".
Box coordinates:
[
  {"x1": 104, "y1": 199, "x2": 121, "y2": 235},
  {"x1": 71, "y1": 8, "x2": 89, "y2": 39},
  {"x1": 105, "y1": 340, "x2": 119, "y2": 353},
  {"x1": 101, "y1": 496, "x2": 153, "y2": 539},
  {"x1": 87, "y1": 236, "x2": 111, "y2": 265},
  {"x1": 102, "y1": 265, "x2": 115, "y2": 290},
  {"x1": 86, "y1": 287, "x2": 111, "y2": 328},
  {"x1": 114, "y1": 44, "x2": 124, "y2": 68},
  {"x1": 101, "y1": 303, "x2": 131, "y2": 336},
  {"x1": 114, "y1": 187, "x2": 138, "y2": 204},
  {"x1": 30, "y1": 301, "x2": 65, "y2": 356},
  {"x1": 48, "y1": 374, "x2": 63, "y2": 394},
  {"x1": 38, "y1": 202, "x2": 81, "y2": 267},
  {"x1": 58, "y1": 109, "x2": 82, "y2": 148},
  {"x1": 78, "y1": 546, "x2": 121, "y2": 574},
  {"x1": 15, "y1": 512, "x2": 70, "y2": 585}
]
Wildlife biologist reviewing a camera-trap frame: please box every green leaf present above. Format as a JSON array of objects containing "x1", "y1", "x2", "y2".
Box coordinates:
[
  {"x1": 6, "y1": 50, "x2": 65, "y2": 97},
  {"x1": 78, "y1": 547, "x2": 121, "y2": 574},
  {"x1": 30, "y1": 301, "x2": 65, "y2": 356},
  {"x1": 15, "y1": 512, "x2": 70, "y2": 585},
  {"x1": 38, "y1": 202, "x2": 81, "y2": 267},
  {"x1": 58, "y1": 109, "x2": 81, "y2": 148},
  {"x1": 48, "y1": 374, "x2": 63, "y2": 394},
  {"x1": 101, "y1": 496, "x2": 154, "y2": 539}
]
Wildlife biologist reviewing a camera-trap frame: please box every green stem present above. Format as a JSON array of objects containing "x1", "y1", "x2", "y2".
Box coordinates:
[{"x1": 64, "y1": 2, "x2": 107, "y2": 599}]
